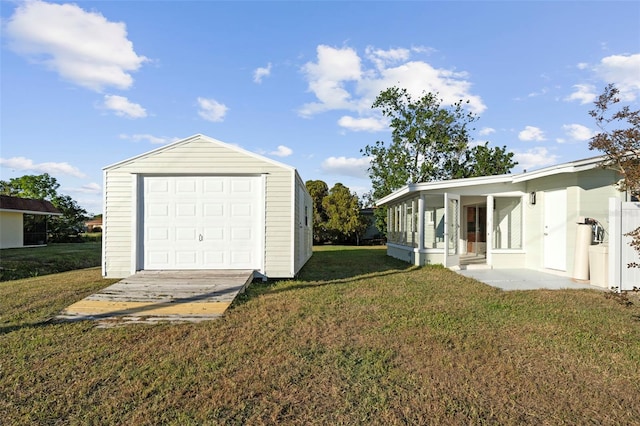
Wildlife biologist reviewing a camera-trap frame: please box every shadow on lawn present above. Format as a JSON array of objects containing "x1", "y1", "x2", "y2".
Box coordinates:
[{"x1": 247, "y1": 247, "x2": 417, "y2": 296}]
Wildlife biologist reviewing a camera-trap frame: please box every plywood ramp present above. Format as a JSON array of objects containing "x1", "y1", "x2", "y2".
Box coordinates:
[{"x1": 58, "y1": 270, "x2": 254, "y2": 326}]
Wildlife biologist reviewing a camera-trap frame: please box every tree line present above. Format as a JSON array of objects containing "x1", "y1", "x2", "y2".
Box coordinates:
[{"x1": 305, "y1": 180, "x2": 372, "y2": 245}]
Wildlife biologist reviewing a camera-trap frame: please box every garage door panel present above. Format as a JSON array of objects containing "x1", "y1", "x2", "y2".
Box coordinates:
[
  {"x1": 203, "y1": 203, "x2": 224, "y2": 217},
  {"x1": 204, "y1": 227, "x2": 224, "y2": 240},
  {"x1": 176, "y1": 179, "x2": 197, "y2": 193},
  {"x1": 231, "y1": 203, "x2": 252, "y2": 217},
  {"x1": 148, "y1": 229, "x2": 170, "y2": 244},
  {"x1": 204, "y1": 179, "x2": 224, "y2": 193},
  {"x1": 148, "y1": 251, "x2": 169, "y2": 265},
  {"x1": 148, "y1": 203, "x2": 170, "y2": 217},
  {"x1": 176, "y1": 228, "x2": 197, "y2": 241},
  {"x1": 176, "y1": 251, "x2": 198, "y2": 266},
  {"x1": 204, "y1": 250, "x2": 225, "y2": 265},
  {"x1": 231, "y1": 179, "x2": 252, "y2": 192},
  {"x1": 176, "y1": 203, "x2": 197, "y2": 217},
  {"x1": 143, "y1": 176, "x2": 261, "y2": 270}
]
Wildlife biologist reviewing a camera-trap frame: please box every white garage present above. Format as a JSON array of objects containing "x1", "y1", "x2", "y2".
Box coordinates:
[{"x1": 102, "y1": 134, "x2": 312, "y2": 279}]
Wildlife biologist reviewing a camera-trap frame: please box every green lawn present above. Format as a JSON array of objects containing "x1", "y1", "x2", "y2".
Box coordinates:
[
  {"x1": 0, "y1": 242, "x2": 102, "y2": 281},
  {"x1": 1, "y1": 246, "x2": 639, "y2": 425}
]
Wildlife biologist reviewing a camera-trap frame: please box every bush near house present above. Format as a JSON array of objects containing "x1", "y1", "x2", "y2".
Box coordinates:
[{"x1": 1, "y1": 246, "x2": 639, "y2": 424}]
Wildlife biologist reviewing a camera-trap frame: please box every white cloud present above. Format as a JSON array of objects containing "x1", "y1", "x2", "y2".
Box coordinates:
[
  {"x1": 561, "y1": 124, "x2": 595, "y2": 142},
  {"x1": 565, "y1": 84, "x2": 597, "y2": 104},
  {"x1": 118, "y1": 134, "x2": 177, "y2": 144},
  {"x1": 269, "y1": 145, "x2": 293, "y2": 157},
  {"x1": 299, "y1": 45, "x2": 362, "y2": 116},
  {"x1": 518, "y1": 126, "x2": 546, "y2": 142},
  {"x1": 103, "y1": 95, "x2": 146, "y2": 118},
  {"x1": 365, "y1": 46, "x2": 411, "y2": 70},
  {"x1": 321, "y1": 156, "x2": 371, "y2": 179},
  {"x1": 197, "y1": 97, "x2": 228, "y2": 122},
  {"x1": 479, "y1": 127, "x2": 496, "y2": 136},
  {"x1": 5, "y1": 0, "x2": 147, "y2": 92},
  {"x1": 337, "y1": 116, "x2": 387, "y2": 132},
  {"x1": 513, "y1": 148, "x2": 559, "y2": 172},
  {"x1": 0, "y1": 156, "x2": 86, "y2": 178},
  {"x1": 299, "y1": 44, "x2": 486, "y2": 120},
  {"x1": 73, "y1": 182, "x2": 102, "y2": 194},
  {"x1": 595, "y1": 53, "x2": 640, "y2": 100},
  {"x1": 253, "y1": 63, "x2": 272, "y2": 83}
]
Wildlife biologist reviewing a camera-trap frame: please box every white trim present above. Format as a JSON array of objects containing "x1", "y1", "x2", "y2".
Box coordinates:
[
  {"x1": 290, "y1": 170, "x2": 296, "y2": 277},
  {"x1": 101, "y1": 169, "x2": 107, "y2": 277},
  {"x1": 376, "y1": 155, "x2": 608, "y2": 206},
  {"x1": 258, "y1": 173, "x2": 267, "y2": 276},
  {"x1": 131, "y1": 174, "x2": 139, "y2": 275},
  {"x1": 0, "y1": 208, "x2": 62, "y2": 216}
]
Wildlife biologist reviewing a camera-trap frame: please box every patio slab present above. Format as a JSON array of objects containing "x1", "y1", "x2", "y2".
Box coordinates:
[{"x1": 456, "y1": 268, "x2": 605, "y2": 291}]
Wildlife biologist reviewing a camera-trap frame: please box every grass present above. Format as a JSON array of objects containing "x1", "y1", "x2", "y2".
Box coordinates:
[
  {"x1": 2, "y1": 245, "x2": 640, "y2": 425},
  {"x1": 0, "y1": 242, "x2": 102, "y2": 281}
]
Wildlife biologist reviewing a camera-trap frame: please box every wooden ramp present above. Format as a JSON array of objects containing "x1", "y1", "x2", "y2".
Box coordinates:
[{"x1": 57, "y1": 270, "x2": 254, "y2": 326}]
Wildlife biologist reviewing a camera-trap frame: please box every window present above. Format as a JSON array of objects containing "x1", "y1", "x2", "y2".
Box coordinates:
[
  {"x1": 493, "y1": 197, "x2": 522, "y2": 249},
  {"x1": 23, "y1": 214, "x2": 47, "y2": 246}
]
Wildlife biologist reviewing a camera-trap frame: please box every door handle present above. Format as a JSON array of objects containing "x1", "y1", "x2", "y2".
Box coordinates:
[{"x1": 199, "y1": 234, "x2": 203, "y2": 241}]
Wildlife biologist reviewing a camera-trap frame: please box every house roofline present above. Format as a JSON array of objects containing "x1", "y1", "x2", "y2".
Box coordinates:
[
  {"x1": 103, "y1": 134, "x2": 297, "y2": 173},
  {"x1": 376, "y1": 154, "x2": 610, "y2": 206}
]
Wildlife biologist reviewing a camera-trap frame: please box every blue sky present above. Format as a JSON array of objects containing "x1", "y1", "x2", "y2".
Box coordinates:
[{"x1": 1, "y1": 0, "x2": 639, "y2": 215}]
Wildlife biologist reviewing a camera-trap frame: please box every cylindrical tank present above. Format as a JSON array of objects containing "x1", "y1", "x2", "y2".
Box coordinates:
[{"x1": 573, "y1": 223, "x2": 592, "y2": 280}]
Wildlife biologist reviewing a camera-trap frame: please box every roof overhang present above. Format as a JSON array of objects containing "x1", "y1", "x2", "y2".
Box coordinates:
[{"x1": 376, "y1": 154, "x2": 610, "y2": 206}]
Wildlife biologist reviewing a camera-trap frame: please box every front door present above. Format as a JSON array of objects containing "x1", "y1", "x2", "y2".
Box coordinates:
[
  {"x1": 444, "y1": 193, "x2": 460, "y2": 267},
  {"x1": 543, "y1": 189, "x2": 567, "y2": 271}
]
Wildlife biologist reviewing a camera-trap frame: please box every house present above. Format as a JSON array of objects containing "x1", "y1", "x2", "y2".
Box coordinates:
[
  {"x1": 85, "y1": 216, "x2": 103, "y2": 232},
  {"x1": 0, "y1": 195, "x2": 62, "y2": 248},
  {"x1": 376, "y1": 155, "x2": 625, "y2": 280},
  {"x1": 102, "y1": 134, "x2": 313, "y2": 279}
]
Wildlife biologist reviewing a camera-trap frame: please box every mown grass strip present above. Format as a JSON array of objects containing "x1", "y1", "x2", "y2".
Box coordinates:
[{"x1": 1, "y1": 246, "x2": 639, "y2": 425}]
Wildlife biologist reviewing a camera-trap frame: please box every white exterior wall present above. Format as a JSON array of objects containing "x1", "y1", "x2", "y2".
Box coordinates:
[
  {"x1": 523, "y1": 169, "x2": 621, "y2": 274},
  {"x1": 293, "y1": 172, "x2": 313, "y2": 275},
  {"x1": 103, "y1": 135, "x2": 301, "y2": 278},
  {"x1": 0, "y1": 212, "x2": 23, "y2": 249}
]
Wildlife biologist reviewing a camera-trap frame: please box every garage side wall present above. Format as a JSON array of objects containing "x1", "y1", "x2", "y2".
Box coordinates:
[
  {"x1": 103, "y1": 137, "x2": 295, "y2": 278},
  {"x1": 293, "y1": 172, "x2": 313, "y2": 274}
]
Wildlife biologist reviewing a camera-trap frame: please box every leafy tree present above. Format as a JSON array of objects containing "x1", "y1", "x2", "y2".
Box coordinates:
[
  {"x1": 322, "y1": 183, "x2": 368, "y2": 244},
  {"x1": 452, "y1": 142, "x2": 518, "y2": 179},
  {"x1": 588, "y1": 84, "x2": 640, "y2": 267},
  {"x1": 305, "y1": 179, "x2": 330, "y2": 243},
  {"x1": 362, "y1": 86, "x2": 517, "y2": 234},
  {"x1": 0, "y1": 173, "x2": 89, "y2": 242},
  {"x1": 588, "y1": 83, "x2": 640, "y2": 194}
]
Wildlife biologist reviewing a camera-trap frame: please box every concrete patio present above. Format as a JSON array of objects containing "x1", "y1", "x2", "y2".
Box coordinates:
[{"x1": 456, "y1": 268, "x2": 606, "y2": 291}]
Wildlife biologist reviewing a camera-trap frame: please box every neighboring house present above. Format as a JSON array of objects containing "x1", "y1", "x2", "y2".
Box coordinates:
[
  {"x1": 102, "y1": 134, "x2": 313, "y2": 279},
  {"x1": 85, "y1": 217, "x2": 103, "y2": 232},
  {"x1": 0, "y1": 195, "x2": 62, "y2": 249},
  {"x1": 376, "y1": 155, "x2": 625, "y2": 281}
]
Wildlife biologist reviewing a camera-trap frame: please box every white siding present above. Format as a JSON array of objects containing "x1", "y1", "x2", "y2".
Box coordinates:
[
  {"x1": 0, "y1": 212, "x2": 23, "y2": 249},
  {"x1": 293, "y1": 172, "x2": 313, "y2": 274},
  {"x1": 103, "y1": 135, "x2": 300, "y2": 278}
]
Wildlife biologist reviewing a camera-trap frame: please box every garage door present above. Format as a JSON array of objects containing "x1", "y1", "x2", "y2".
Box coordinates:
[{"x1": 143, "y1": 176, "x2": 263, "y2": 270}]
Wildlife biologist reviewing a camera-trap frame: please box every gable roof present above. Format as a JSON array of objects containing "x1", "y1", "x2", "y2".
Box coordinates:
[
  {"x1": 377, "y1": 154, "x2": 610, "y2": 206},
  {"x1": 103, "y1": 133, "x2": 296, "y2": 172},
  {"x1": 0, "y1": 195, "x2": 62, "y2": 215}
]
